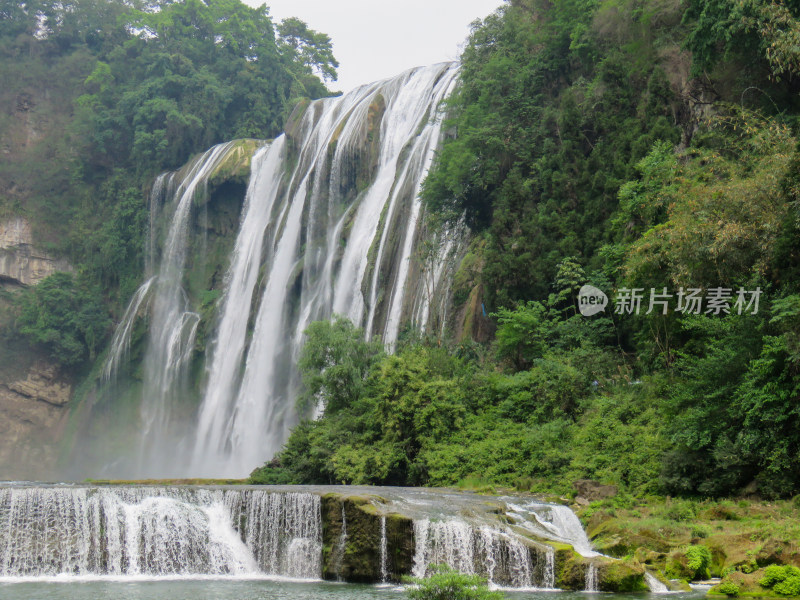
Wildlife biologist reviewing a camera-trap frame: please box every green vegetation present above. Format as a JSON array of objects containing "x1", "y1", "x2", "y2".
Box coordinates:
[
  {"x1": 717, "y1": 582, "x2": 741, "y2": 597},
  {"x1": 0, "y1": 0, "x2": 337, "y2": 370},
  {"x1": 762, "y1": 566, "x2": 800, "y2": 596},
  {"x1": 253, "y1": 0, "x2": 800, "y2": 505},
  {"x1": 405, "y1": 566, "x2": 503, "y2": 600},
  {"x1": 17, "y1": 272, "x2": 109, "y2": 366}
]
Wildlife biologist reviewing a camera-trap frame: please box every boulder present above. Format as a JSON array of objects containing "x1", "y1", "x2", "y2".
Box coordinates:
[{"x1": 574, "y1": 479, "x2": 618, "y2": 502}]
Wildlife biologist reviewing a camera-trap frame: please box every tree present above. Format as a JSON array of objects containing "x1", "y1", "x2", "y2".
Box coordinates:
[
  {"x1": 16, "y1": 272, "x2": 111, "y2": 366},
  {"x1": 298, "y1": 316, "x2": 384, "y2": 413},
  {"x1": 277, "y1": 17, "x2": 338, "y2": 82}
]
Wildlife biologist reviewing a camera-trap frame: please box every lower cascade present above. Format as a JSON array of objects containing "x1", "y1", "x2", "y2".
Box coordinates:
[
  {"x1": 0, "y1": 486, "x2": 320, "y2": 578},
  {"x1": 0, "y1": 484, "x2": 636, "y2": 590}
]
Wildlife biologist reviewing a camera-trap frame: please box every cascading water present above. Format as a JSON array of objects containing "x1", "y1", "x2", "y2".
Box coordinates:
[
  {"x1": 96, "y1": 64, "x2": 462, "y2": 478},
  {"x1": 585, "y1": 562, "x2": 599, "y2": 592},
  {"x1": 99, "y1": 143, "x2": 235, "y2": 475},
  {"x1": 140, "y1": 142, "x2": 234, "y2": 470},
  {"x1": 505, "y1": 499, "x2": 599, "y2": 557},
  {"x1": 411, "y1": 519, "x2": 538, "y2": 588},
  {"x1": 0, "y1": 484, "x2": 617, "y2": 591},
  {"x1": 192, "y1": 62, "x2": 461, "y2": 477},
  {"x1": 102, "y1": 275, "x2": 155, "y2": 382},
  {"x1": 379, "y1": 515, "x2": 389, "y2": 583},
  {"x1": 0, "y1": 486, "x2": 320, "y2": 579},
  {"x1": 645, "y1": 571, "x2": 670, "y2": 593}
]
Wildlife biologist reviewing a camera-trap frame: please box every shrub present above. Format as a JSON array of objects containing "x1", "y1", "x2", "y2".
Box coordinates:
[
  {"x1": 406, "y1": 565, "x2": 503, "y2": 600},
  {"x1": 774, "y1": 576, "x2": 800, "y2": 596},
  {"x1": 686, "y1": 545, "x2": 712, "y2": 580},
  {"x1": 16, "y1": 272, "x2": 110, "y2": 367},
  {"x1": 760, "y1": 565, "x2": 800, "y2": 588},
  {"x1": 691, "y1": 524, "x2": 710, "y2": 539},
  {"x1": 717, "y1": 582, "x2": 740, "y2": 597}
]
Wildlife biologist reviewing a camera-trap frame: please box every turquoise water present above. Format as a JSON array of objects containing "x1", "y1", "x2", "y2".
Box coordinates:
[{"x1": 0, "y1": 579, "x2": 708, "y2": 600}]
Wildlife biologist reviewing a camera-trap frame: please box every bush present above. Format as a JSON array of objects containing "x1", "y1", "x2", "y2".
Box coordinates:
[
  {"x1": 760, "y1": 565, "x2": 800, "y2": 588},
  {"x1": 774, "y1": 576, "x2": 800, "y2": 596},
  {"x1": 686, "y1": 545, "x2": 712, "y2": 580},
  {"x1": 717, "y1": 582, "x2": 740, "y2": 597},
  {"x1": 691, "y1": 524, "x2": 710, "y2": 539},
  {"x1": 406, "y1": 565, "x2": 503, "y2": 600},
  {"x1": 16, "y1": 272, "x2": 110, "y2": 367}
]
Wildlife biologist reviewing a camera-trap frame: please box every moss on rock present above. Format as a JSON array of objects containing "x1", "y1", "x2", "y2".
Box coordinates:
[
  {"x1": 204, "y1": 139, "x2": 263, "y2": 199},
  {"x1": 321, "y1": 493, "x2": 414, "y2": 583},
  {"x1": 555, "y1": 547, "x2": 646, "y2": 592},
  {"x1": 708, "y1": 568, "x2": 800, "y2": 598}
]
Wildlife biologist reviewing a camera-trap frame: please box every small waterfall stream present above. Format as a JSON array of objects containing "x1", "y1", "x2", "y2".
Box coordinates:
[
  {"x1": 645, "y1": 571, "x2": 671, "y2": 593},
  {"x1": 585, "y1": 562, "x2": 599, "y2": 592},
  {"x1": 411, "y1": 519, "x2": 538, "y2": 588},
  {"x1": 379, "y1": 515, "x2": 388, "y2": 583}
]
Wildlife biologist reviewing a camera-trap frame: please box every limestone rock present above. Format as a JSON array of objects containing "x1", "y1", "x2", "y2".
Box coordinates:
[
  {"x1": 0, "y1": 361, "x2": 70, "y2": 479},
  {"x1": 0, "y1": 217, "x2": 72, "y2": 286},
  {"x1": 7, "y1": 362, "x2": 71, "y2": 406},
  {"x1": 574, "y1": 479, "x2": 618, "y2": 501},
  {"x1": 321, "y1": 493, "x2": 414, "y2": 583}
]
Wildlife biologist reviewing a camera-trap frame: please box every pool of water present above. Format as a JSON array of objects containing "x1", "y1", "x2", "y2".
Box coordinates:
[{"x1": 0, "y1": 578, "x2": 709, "y2": 600}]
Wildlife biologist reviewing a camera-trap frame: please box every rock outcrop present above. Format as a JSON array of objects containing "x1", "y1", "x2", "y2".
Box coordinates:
[
  {"x1": 0, "y1": 362, "x2": 71, "y2": 479},
  {"x1": 0, "y1": 217, "x2": 72, "y2": 286}
]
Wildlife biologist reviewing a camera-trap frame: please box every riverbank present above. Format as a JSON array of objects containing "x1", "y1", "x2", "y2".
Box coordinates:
[{"x1": 577, "y1": 495, "x2": 800, "y2": 596}]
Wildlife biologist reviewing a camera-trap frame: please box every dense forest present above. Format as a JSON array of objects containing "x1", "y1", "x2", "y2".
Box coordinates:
[{"x1": 251, "y1": 0, "x2": 800, "y2": 499}]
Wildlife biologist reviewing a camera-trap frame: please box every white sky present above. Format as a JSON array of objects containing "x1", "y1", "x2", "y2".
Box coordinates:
[{"x1": 246, "y1": 0, "x2": 504, "y2": 93}]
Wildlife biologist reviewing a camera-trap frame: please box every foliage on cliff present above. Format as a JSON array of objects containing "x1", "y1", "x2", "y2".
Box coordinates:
[
  {"x1": 254, "y1": 0, "x2": 800, "y2": 499},
  {"x1": 0, "y1": 0, "x2": 337, "y2": 368}
]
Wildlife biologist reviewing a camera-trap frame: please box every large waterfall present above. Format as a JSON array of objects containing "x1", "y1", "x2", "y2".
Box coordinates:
[{"x1": 95, "y1": 63, "x2": 463, "y2": 478}]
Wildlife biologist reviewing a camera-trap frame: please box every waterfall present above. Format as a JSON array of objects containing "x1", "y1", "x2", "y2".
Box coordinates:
[
  {"x1": 191, "y1": 139, "x2": 285, "y2": 474},
  {"x1": 543, "y1": 546, "x2": 556, "y2": 589},
  {"x1": 585, "y1": 562, "x2": 599, "y2": 592},
  {"x1": 505, "y1": 500, "x2": 599, "y2": 557},
  {"x1": 645, "y1": 571, "x2": 670, "y2": 593},
  {"x1": 102, "y1": 275, "x2": 156, "y2": 382},
  {"x1": 139, "y1": 142, "x2": 234, "y2": 471},
  {"x1": 0, "y1": 484, "x2": 609, "y2": 590},
  {"x1": 411, "y1": 519, "x2": 537, "y2": 588},
  {"x1": 379, "y1": 515, "x2": 389, "y2": 583},
  {"x1": 99, "y1": 143, "x2": 235, "y2": 475},
  {"x1": 0, "y1": 486, "x2": 321, "y2": 579},
  {"x1": 191, "y1": 62, "x2": 461, "y2": 477},
  {"x1": 97, "y1": 63, "x2": 463, "y2": 478}
]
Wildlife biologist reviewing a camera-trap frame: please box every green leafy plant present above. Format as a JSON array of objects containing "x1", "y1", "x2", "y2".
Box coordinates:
[
  {"x1": 405, "y1": 565, "x2": 504, "y2": 600},
  {"x1": 685, "y1": 545, "x2": 713, "y2": 580},
  {"x1": 716, "y1": 581, "x2": 740, "y2": 596}
]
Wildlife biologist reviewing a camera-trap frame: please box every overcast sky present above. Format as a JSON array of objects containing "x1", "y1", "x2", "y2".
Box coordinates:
[{"x1": 246, "y1": 0, "x2": 504, "y2": 93}]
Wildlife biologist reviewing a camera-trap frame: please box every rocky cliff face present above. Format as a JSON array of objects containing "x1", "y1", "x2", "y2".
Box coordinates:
[
  {"x1": 0, "y1": 362, "x2": 71, "y2": 480},
  {"x1": 0, "y1": 217, "x2": 72, "y2": 286},
  {"x1": 0, "y1": 216, "x2": 73, "y2": 480}
]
